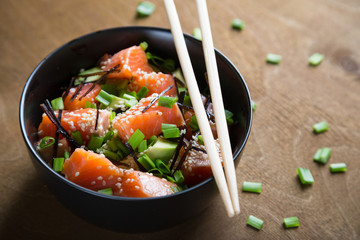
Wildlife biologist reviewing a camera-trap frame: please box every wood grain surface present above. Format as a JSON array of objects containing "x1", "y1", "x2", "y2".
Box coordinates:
[{"x1": 1, "y1": 0, "x2": 359, "y2": 239}]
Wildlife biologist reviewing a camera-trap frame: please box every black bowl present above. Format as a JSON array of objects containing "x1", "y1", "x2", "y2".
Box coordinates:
[{"x1": 19, "y1": 26, "x2": 252, "y2": 232}]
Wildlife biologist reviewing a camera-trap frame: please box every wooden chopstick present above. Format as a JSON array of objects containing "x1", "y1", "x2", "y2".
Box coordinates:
[
  {"x1": 164, "y1": 0, "x2": 235, "y2": 217},
  {"x1": 195, "y1": 0, "x2": 240, "y2": 215}
]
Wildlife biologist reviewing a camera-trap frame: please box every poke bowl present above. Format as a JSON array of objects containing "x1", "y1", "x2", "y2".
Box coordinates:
[{"x1": 19, "y1": 26, "x2": 252, "y2": 232}]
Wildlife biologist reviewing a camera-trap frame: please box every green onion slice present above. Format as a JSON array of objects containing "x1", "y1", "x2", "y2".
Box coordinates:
[
  {"x1": 251, "y1": 100, "x2": 257, "y2": 112},
  {"x1": 85, "y1": 101, "x2": 96, "y2": 109},
  {"x1": 297, "y1": 167, "x2": 314, "y2": 184},
  {"x1": 162, "y1": 128, "x2": 180, "y2": 139},
  {"x1": 71, "y1": 131, "x2": 83, "y2": 145},
  {"x1": 192, "y1": 27, "x2": 202, "y2": 40},
  {"x1": 232, "y1": 18, "x2": 245, "y2": 30},
  {"x1": 308, "y1": 53, "x2": 324, "y2": 66},
  {"x1": 242, "y1": 181, "x2": 262, "y2": 193},
  {"x1": 128, "y1": 129, "x2": 145, "y2": 150},
  {"x1": 139, "y1": 41, "x2": 148, "y2": 51},
  {"x1": 51, "y1": 97, "x2": 64, "y2": 111},
  {"x1": 103, "y1": 130, "x2": 114, "y2": 143},
  {"x1": 137, "y1": 1, "x2": 155, "y2": 17},
  {"x1": 266, "y1": 53, "x2": 282, "y2": 64},
  {"x1": 330, "y1": 163, "x2": 347, "y2": 173},
  {"x1": 189, "y1": 115, "x2": 199, "y2": 131},
  {"x1": 138, "y1": 139, "x2": 148, "y2": 153},
  {"x1": 171, "y1": 185, "x2": 183, "y2": 193},
  {"x1": 158, "y1": 96, "x2": 178, "y2": 108},
  {"x1": 101, "y1": 84, "x2": 118, "y2": 96},
  {"x1": 225, "y1": 109, "x2": 234, "y2": 125},
  {"x1": 197, "y1": 135, "x2": 204, "y2": 145},
  {"x1": 64, "y1": 151, "x2": 70, "y2": 159},
  {"x1": 247, "y1": 215, "x2": 264, "y2": 230},
  {"x1": 39, "y1": 136, "x2": 55, "y2": 149},
  {"x1": 161, "y1": 123, "x2": 177, "y2": 131},
  {"x1": 148, "y1": 135, "x2": 157, "y2": 147},
  {"x1": 137, "y1": 86, "x2": 149, "y2": 99},
  {"x1": 155, "y1": 159, "x2": 171, "y2": 175},
  {"x1": 148, "y1": 168, "x2": 163, "y2": 177},
  {"x1": 283, "y1": 217, "x2": 299, "y2": 228},
  {"x1": 313, "y1": 121, "x2": 329, "y2": 134},
  {"x1": 138, "y1": 154, "x2": 155, "y2": 171},
  {"x1": 97, "y1": 188, "x2": 113, "y2": 195},
  {"x1": 87, "y1": 135, "x2": 104, "y2": 151},
  {"x1": 313, "y1": 147, "x2": 332, "y2": 164},
  {"x1": 174, "y1": 170, "x2": 184, "y2": 185},
  {"x1": 104, "y1": 149, "x2": 120, "y2": 161},
  {"x1": 96, "y1": 89, "x2": 114, "y2": 107},
  {"x1": 53, "y1": 157, "x2": 65, "y2": 172}
]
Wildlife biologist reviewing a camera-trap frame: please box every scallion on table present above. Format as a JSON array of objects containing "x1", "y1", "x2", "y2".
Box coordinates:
[
  {"x1": 312, "y1": 121, "x2": 329, "y2": 134},
  {"x1": 137, "y1": 1, "x2": 155, "y2": 17},
  {"x1": 283, "y1": 217, "x2": 299, "y2": 228},
  {"x1": 266, "y1": 53, "x2": 282, "y2": 64},
  {"x1": 232, "y1": 18, "x2": 245, "y2": 30},
  {"x1": 297, "y1": 167, "x2": 314, "y2": 184},
  {"x1": 308, "y1": 53, "x2": 324, "y2": 66},
  {"x1": 242, "y1": 181, "x2": 262, "y2": 193},
  {"x1": 192, "y1": 27, "x2": 202, "y2": 40},
  {"x1": 330, "y1": 163, "x2": 347, "y2": 173},
  {"x1": 247, "y1": 215, "x2": 264, "y2": 230},
  {"x1": 313, "y1": 147, "x2": 332, "y2": 164}
]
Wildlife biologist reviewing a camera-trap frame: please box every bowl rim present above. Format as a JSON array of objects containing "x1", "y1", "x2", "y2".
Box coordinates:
[{"x1": 19, "y1": 25, "x2": 252, "y2": 202}]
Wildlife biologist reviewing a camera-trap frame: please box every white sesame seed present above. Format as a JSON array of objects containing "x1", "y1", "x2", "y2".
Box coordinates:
[
  {"x1": 97, "y1": 176, "x2": 103, "y2": 181},
  {"x1": 75, "y1": 172, "x2": 80, "y2": 177}
]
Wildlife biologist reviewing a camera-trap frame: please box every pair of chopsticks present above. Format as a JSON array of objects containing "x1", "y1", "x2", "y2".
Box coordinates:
[{"x1": 164, "y1": 0, "x2": 240, "y2": 217}]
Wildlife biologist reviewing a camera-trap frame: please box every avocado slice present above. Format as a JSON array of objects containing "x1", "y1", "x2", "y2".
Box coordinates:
[
  {"x1": 144, "y1": 137, "x2": 178, "y2": 165},
  {"x1": 107, "y1": 96, "x2": 127, "y2": 111}
]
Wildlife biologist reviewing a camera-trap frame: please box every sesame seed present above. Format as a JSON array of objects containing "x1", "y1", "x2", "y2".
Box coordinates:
[
  {"x1": 97, "y1": 176, "x2": 103, "y2": 181},
  {"x1": 75, "y1": 172, "x2": 80, "y2": 177},
  {"x1": 134, "y1": 186, "x2": 140, "y2": 190}
]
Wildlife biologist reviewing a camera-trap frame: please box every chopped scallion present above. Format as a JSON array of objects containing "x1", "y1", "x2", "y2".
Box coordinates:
[
  {"x1": 308, "y1": 53, "x2": 324, "y2": 66},
  {"x1": 158, "y1": 96, "x2": 178, "y2": 108},
  {"x1": 193, "y1": 27, "x2": 202, "y2": 40},
  {"x1": 125, "y1": 98, "x2": 138, "y2": 108},
  {"x1": 266, "y1": 53, "x2": 282, "y2": 64},
  {"x1": 128, "y1": 129, "x2": 145, "y2": 150},
  {"x1": 161, "y1": 123, "x2": 177, "y2": 131},
  {"x1": 313, "y1": 147, "x2": 332, "y2": 164},
  {"x1": 107, "y1": 140, "x2": 119, "y2": 152},
  {"x1": 95, "y1": 90, "x2": 114, "y2": 107},
  {"x1": 197, "y1": 135, "x2": 204, "y2": 145},
  {"x1": 330, "y1": 163, "x2": 347, "y2": 173},
  {"x1": 225, "y1": 109, "x2": 234, "y2": 125},
  {"x1": 39, "y1": 136, "x2": 55, "y2": 149},
  {"x1": 101, "y1": 84, "x2": 118, "y2": 96},
  {"x1": 166, "y1": 175, "x2": 176, "y2": 183},
  {"x1": 104, "y1": 150, "x2": 120, "y2": 161},
  {"x1": 64, "y1": 151, "x2": 70, "y2": 159},
  {"x1": 155, "y1": 159, "x2": 171, "y2": 175},
  {"x1": 247, "y1": 215, "x2": 264, "y2": 230},
  {"x1": 97, "y1": 188, "x2": 113, "y2": 195},
  {"x1": 174, "y1": 170, "x2": 184, "y2": 185},
  {"x1": 148, "y1": 135, "x2": 157, "y2": 147},
  {"x1": 251, "y1": 100, "x2": 257, "y2": 112},
  {"x1": 115, "y1": 140, "x2": 129, "y2": 156},
  {"x1": 139, "y1": 41, "x2": 148, "y2": 51},
  {"x1": 103, "y1": 130, "x2": 114, "y2": 143},
  {"x1": 137, "y1": 1, "x2": 155, "y2": 17},
  {"x1": 51, "y1": 97, "x2": 64, "y2": 110},
  {"x1": 53, "y1": 157, "x2": 65, "y2": 172},
  {"x1": 313, "y1": 121, "x2": 329, "y2": 134},
  {"x1": 162, "y1": 128, "x2": 180, "y2": 139},
  {"x1": 232, "y1": 18, "x2": 245, "y2": 30},
  {"x1": 109, "y1": 111, "x2": 116, "y2": 123},
  {"x1": 189, "y1": 115, "x2": 199, "y2": 131},
  {"x1": 283, "y1": 217, "x2": 299, "y2": 228},
  {"x1": 87, "y1": 135, "x2": 104, "y2": 151},
  {"x1": 85, "y1": 101, "x2": 96, "y2": 109},
  {"x1": 148, "y1": 168, "x2": 163, "y2": 177},
  {"x1": 242, "y1": 181, "x2": 262, "y2": 193},
  {"x1": 136, "y1": 86, "x2": 149, "y2": 99},
  {"x1": 138, "y1": 139, "x2": 148, "y2": 153},
  {"x1": 71, "y1": 131, "x2": 83, "y2": 145},
  {"x1": 297, "y1": 167, "x2": 314, "y2": 184},
  {"x1": 138, "y1": 154, "x2": 155, "y2": 171},
  {"x1": 171, "y1": 185, "x2": 183, "y2": 193}
]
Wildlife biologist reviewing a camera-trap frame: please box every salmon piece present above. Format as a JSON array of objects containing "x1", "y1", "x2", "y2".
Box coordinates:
[
  {"x1": 112, "y1": 93, "x2": 185, "y2": 141},
  {"x1": 102, "y1": 45, "x2": 177, "y2": 97},
  {"x1": 63, "y1": 148, "x2": 122, "y2": 190},
  {"x1": 102, "y1": 46, "x2": 153, "y2": 80},
  {"x1": 63, "y1": 84, "x2": 101, "y2": 111},
  {"x1": 38, "y1": 108, "x2": 111, "y2": 145},
  {"x1": 113, "y1": 170, "x2": 176, "y2": 197},
  {"x1": 181, "y1": 140, "x2": 221, "y2": 187},
  {"x1": 63, "y1": 148, "x2": 176, "y2": 197},
  {"x1": 128, "y1": 72, "x2": 177, "y2": 97}
]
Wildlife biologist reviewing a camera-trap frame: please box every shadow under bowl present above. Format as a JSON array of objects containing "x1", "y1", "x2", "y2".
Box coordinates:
[{"x1": 19, "y1": 26, "x2": 252, "y2": 232}]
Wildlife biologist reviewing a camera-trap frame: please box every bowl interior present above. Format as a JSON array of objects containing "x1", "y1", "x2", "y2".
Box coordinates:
[{"x1": 19, "y1": 26, "x2": 252, "y2": 231}]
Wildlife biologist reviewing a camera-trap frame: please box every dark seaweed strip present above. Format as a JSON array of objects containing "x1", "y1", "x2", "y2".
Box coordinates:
[
  {"x1": 173, "y1": 139, "x2": 192, "y2": 173},
  {"x1": 174, "y1": 77, "x2": 185, "y2": 87},
  {"x1": 70, "y1": 82, "x2": 85, "y2": 102},
  {"x1": 177, "y1": 102, "x2": 215, "y2": 121},
  {"x1": 41, "y1": 100, "x2": 83, "y2": 149},
  {"x1": 141, "y1": 85, "x2": 173, "y2": 113},
  {"x1": 191, "y1": 146, "x2": 207, "y2": 154},
  {"x1": 52, "y1": 109, "x2": 63, "y2": 161},
  {"x1": 95, "y1": 102, "x2": 100, "y2": 131},
  {"x1": 169, "y1": 126, "x2": 186, "y2": 171},
  {"x1": 124, "y1": 142, "x2": 146, "y2": 172},
  {"x1": 178, "y1": 91, "x2": 185, "y2": 104},
  {"x1": 63, "y1": 77, "x2": 76, "y2": 99},
  {"x1": 78, "y1": 64, "x2": 120, "y2": 100}
]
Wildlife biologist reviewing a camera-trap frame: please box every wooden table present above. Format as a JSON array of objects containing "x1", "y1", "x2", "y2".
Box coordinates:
[{"x1": 1, "y1": 0, "x2": 359, "y2": 239}]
